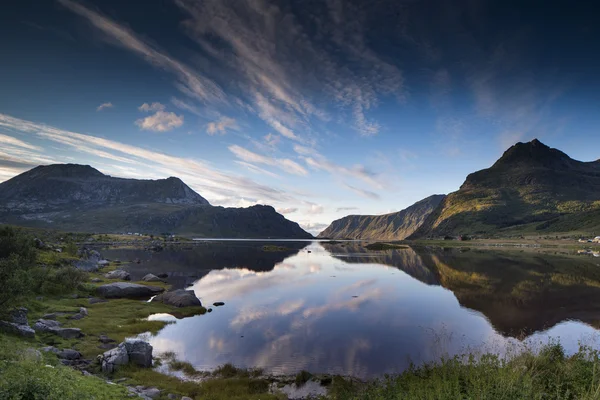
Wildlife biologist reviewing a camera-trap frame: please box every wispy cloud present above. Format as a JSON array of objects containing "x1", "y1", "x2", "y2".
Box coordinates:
[
  {"x1": 306, "y1": 204, "x2": 324, "y2": 215},
  {"x1": 295, "y1": 145, "x2": 382, "y2": 190},
  {"x1": 228, "y1": 144, "x2": 308, "y2": 176},
  {"x1": 343, "y1": 184, "x2": 381, "y2": 200},
  {"x1": 234, "y1": 161, "x2": 280, "y2": 179},
  {"x1": 96, "y1": 102, "x2": 113, "y2": 111},
  {"x1": 57, "y1": 0, "x2": 225, "y2": 103},
  {"x1": 336, "y1": 206, "x2": 359, "y2": 212},
  {"x1": 276, "y1": 207, "x2": 298, "y2": 215},
  {"x1": 206, "y1": 117, "x2": 238, "y2": 135}
]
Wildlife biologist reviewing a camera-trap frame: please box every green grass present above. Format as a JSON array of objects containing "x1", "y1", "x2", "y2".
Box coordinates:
[
  {"x1": 0, "y1": 334, "x2": 129, "y2": 400},
  {"x1": 365, "y1": 242, "x2": 409, "y2": 251},
  {"x1": 326, "y1": 343, "x2": 600, "y2": 400}
]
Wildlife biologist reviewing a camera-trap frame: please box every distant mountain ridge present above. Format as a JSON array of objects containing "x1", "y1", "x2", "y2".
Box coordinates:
[
  {"x1": 317, "y1": 195, "x2": 445, "y2": 239},
  {"x1": 410, "y1": 139, "x2": 600, "y2": 237},
  {"x1": 0, "y1": 164, "x2": 312, "y2": 238}
]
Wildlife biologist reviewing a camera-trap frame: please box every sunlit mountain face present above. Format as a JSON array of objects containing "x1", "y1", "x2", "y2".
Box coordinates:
[{"x1": 1, "y1": 0, "x2": 599, "y2": 232}]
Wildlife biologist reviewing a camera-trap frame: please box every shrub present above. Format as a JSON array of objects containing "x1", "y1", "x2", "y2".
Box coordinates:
[{"x1": 0, "y1": 226, "x2": 37, "y2": 307}]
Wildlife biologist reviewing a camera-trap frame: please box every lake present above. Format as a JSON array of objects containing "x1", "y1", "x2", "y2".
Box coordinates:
[{"x1": 103, "y1": 241, "x2": 600, "y2": 379}]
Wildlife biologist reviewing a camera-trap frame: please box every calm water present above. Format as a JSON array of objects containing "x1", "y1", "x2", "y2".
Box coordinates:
[{"x1": 103, "y1": 241, "x2": 600, "y2": 378}]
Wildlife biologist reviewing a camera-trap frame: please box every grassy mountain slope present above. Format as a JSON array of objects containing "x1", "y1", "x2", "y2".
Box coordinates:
[
  {"x1": 0, "y1": 164, "x2": 312, "y2": 238},
  {"x1": 317, "y1": 194, "x2": 445, "y2": 239},
  {"x1": 411, "y1": 139, "x2": 600, "y2": 237}
]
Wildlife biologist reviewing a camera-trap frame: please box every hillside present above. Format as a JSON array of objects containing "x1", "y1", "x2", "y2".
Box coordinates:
[
  {"x1": 410, "y1": 139, "x2": 600, "y2": 237},
  {"x1": 317, "y1": 195, "x2": 445, "y2": 239},
  {"x1": 0, "y1": 164, "x2": 312, "y2": 238}
]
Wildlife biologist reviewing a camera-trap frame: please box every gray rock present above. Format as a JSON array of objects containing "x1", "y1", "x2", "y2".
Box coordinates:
[
  {"x1": 70, "y1": 294, "x2": 79, "y2": 299},
  {"x1": 68, "y1": 313, "x2": 85, "y2": 320},
  {"x1": 141, "y1": 388, "x2": 160, "y2": 399},
  {"x1": 10, "y1": 307, "x2": 28, "y2": 325},
  {"x1": 124, "y1": 339, "x2": 153, "y2": 368},
  {"x1": 152, "y1": 289, "x2": 201, "y2": 308},
  {"x1": 167, "y1": 394, "x2": 177, "y2": 400},
  {"x1": 41, "y1": 346, "x2": 60, "y2": 354},
  {"x1": 73, "y1": 259, "x2": 99, "y2": 272},
  {"x1": 33, "y1": 319, "x2": 62, "y2": 332},
  {"x1": 181, "y1": 397, "x2": 193, "y2": 400},
  {"x1": 33, "y1": 238, "x2": 45, "y2": 249},
  {"x1": 105, "y1": 269, "x2": 131, "y2": 280},
  {"x1": 97, "y1": 260, "x2": 110, "y2": 267},
  {"x1": 54, "y1": 328, "x2": 84, "y2": 339},
  {"x1": 98, "y1": 335, "x2": 116, "y2": 344},
  {"x1": 100, "y1": 343, "x2": 129, "y2": 373},
  {"x1": 79, "y1": 307, "x2": 88, "y2": 316},
  {"x1": 98, "y1": 343, "x2": 117, "y2": 350},
  {"x1": 142, "y1": 274, "x2": 163, "y2": 282},
  {"x1": 97, "y1": 282, "x2": 164, "y2": 299},
  {"x1": 58, "y1": 349, "x2": 82, "y2": 360},
  {"x1": 90, "y1": 278, "x2": 103, "y2": 283},
  {"x1": 89, "y1": 297, "x2": 107, "y2": 304}
]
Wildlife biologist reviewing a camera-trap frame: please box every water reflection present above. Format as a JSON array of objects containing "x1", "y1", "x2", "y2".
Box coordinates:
[{"x1": 138, "y1": 242, "x2": 600, "y2": 378}]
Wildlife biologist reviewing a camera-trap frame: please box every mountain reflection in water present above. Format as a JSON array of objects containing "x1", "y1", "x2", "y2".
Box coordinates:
[{"x1": 119, "y1": 241, "x2": 600, "y2": 378}]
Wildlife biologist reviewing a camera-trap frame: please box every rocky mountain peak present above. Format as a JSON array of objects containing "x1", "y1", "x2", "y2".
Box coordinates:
[
  {"x1": 492, "y1": 139, "x2": 572, "y2": 169},
  {"x1": 27, "y1": 164, "x2": 105, "y2": 179}
]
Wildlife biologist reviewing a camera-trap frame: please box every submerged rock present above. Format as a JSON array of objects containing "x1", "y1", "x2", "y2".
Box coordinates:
[
  {"x1": 104, "y1": 269, "x2": 131, "y2": 280},
  {"x1": 152, "y1": 289, "x2": 201, "y2": 307},
  {"x1": 97, "y1": 282, "x2": 164, "y2": 298}
]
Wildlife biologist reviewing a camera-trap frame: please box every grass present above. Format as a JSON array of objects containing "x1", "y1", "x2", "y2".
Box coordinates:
[
  {"x1": 325, "y1": 343, "x2": 600, "y2": 400},
  {"x1": 365, "y1": 242, "x2": 409, "y2": 251},
  {"x1": 0, "y1": 334, "x2": 129, "y2": 400}
]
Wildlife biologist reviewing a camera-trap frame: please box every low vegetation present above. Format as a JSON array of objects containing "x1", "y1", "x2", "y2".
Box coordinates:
[{"x1": 327, "y1": 343, "x2": 600, "y2": 400}]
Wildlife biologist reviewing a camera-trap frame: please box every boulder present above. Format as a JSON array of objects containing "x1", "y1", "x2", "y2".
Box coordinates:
[
  {"x1": 41, "y1": 346, "x2": 60, "y2": 354},
  {"x1": 68, "y1": 313, "x2": 85, "y2": 320},
  {"x1": 124, "y1": 339, "x2": 153, "y2": 368},
  {"x1": 53, "y1": 327, "x2": 84, "y2": 339},
  {"x1": 58, "y1": 349, "x2": 82, "y2": 360},
  {"x1": 152, "y1": 290, "x2": 201, "y2": 308},
  {"x1": 142, "y1": 274, "x2": 163, "y2": 282},
  {"x1": 100, "y1": 339, "x2": 153, "y2": 373},
  {"x1": 79, "y1": 307, "x2": 88, "y2": 316},
  {"x1": 33, "y1": 238, "x2": 45, "y2": 249},
  {"x1": 98, "y1": 335, "x2": 116, "y2": 343},
  {"x1": 0, "y1": 321, "x2": 35, "y2": 338},
  {"x1": 97, "y1": 282, "x2": 164, "y2": 299},
  {"x1": 90, "y1": 278, "x2": 103, "y2": 283},
  {"x1": 100, "y1": 343, "x2": 129, "y2": 373},
  {"x1": 33, "y1": 319, "x2": 61, "y2": 332},
  {"x1": 97, "y1": 260, "x2": 110, "y2": 267},
  {"x1": 10, "y1": 307, "x2": 28, "y2": 325},
  {"x1": 104, "y1": 269, "x2": 131, "y2": 280},
  {"x1": 141, "y1": 388, "x2": 161, "y2": 399}
]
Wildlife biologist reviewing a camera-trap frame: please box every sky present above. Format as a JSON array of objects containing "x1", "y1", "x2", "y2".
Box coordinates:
[{"x1": 0, "y1": 0, "x2": 599, "y2": 234}]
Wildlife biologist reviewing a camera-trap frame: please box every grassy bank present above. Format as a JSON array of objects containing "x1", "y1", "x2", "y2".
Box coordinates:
[{"x1": 327, "y1": 343, "x2": 600, "y2": 399}]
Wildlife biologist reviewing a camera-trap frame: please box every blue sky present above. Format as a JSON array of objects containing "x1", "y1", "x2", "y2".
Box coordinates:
[{"x1": 0, "y1": 0, "x2": 599, "y2": 233}]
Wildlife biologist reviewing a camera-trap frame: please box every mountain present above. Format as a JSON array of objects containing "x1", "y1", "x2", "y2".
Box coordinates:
[
  {"x1": 317, "y1": 194, "x2": 445, "y2": 239},
  {"x1": 411, "y1": 139, "x2": 600, "y2": 237},
  {"x1": 0, "y1": 164, "x2": 312, "y2": 238}
]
